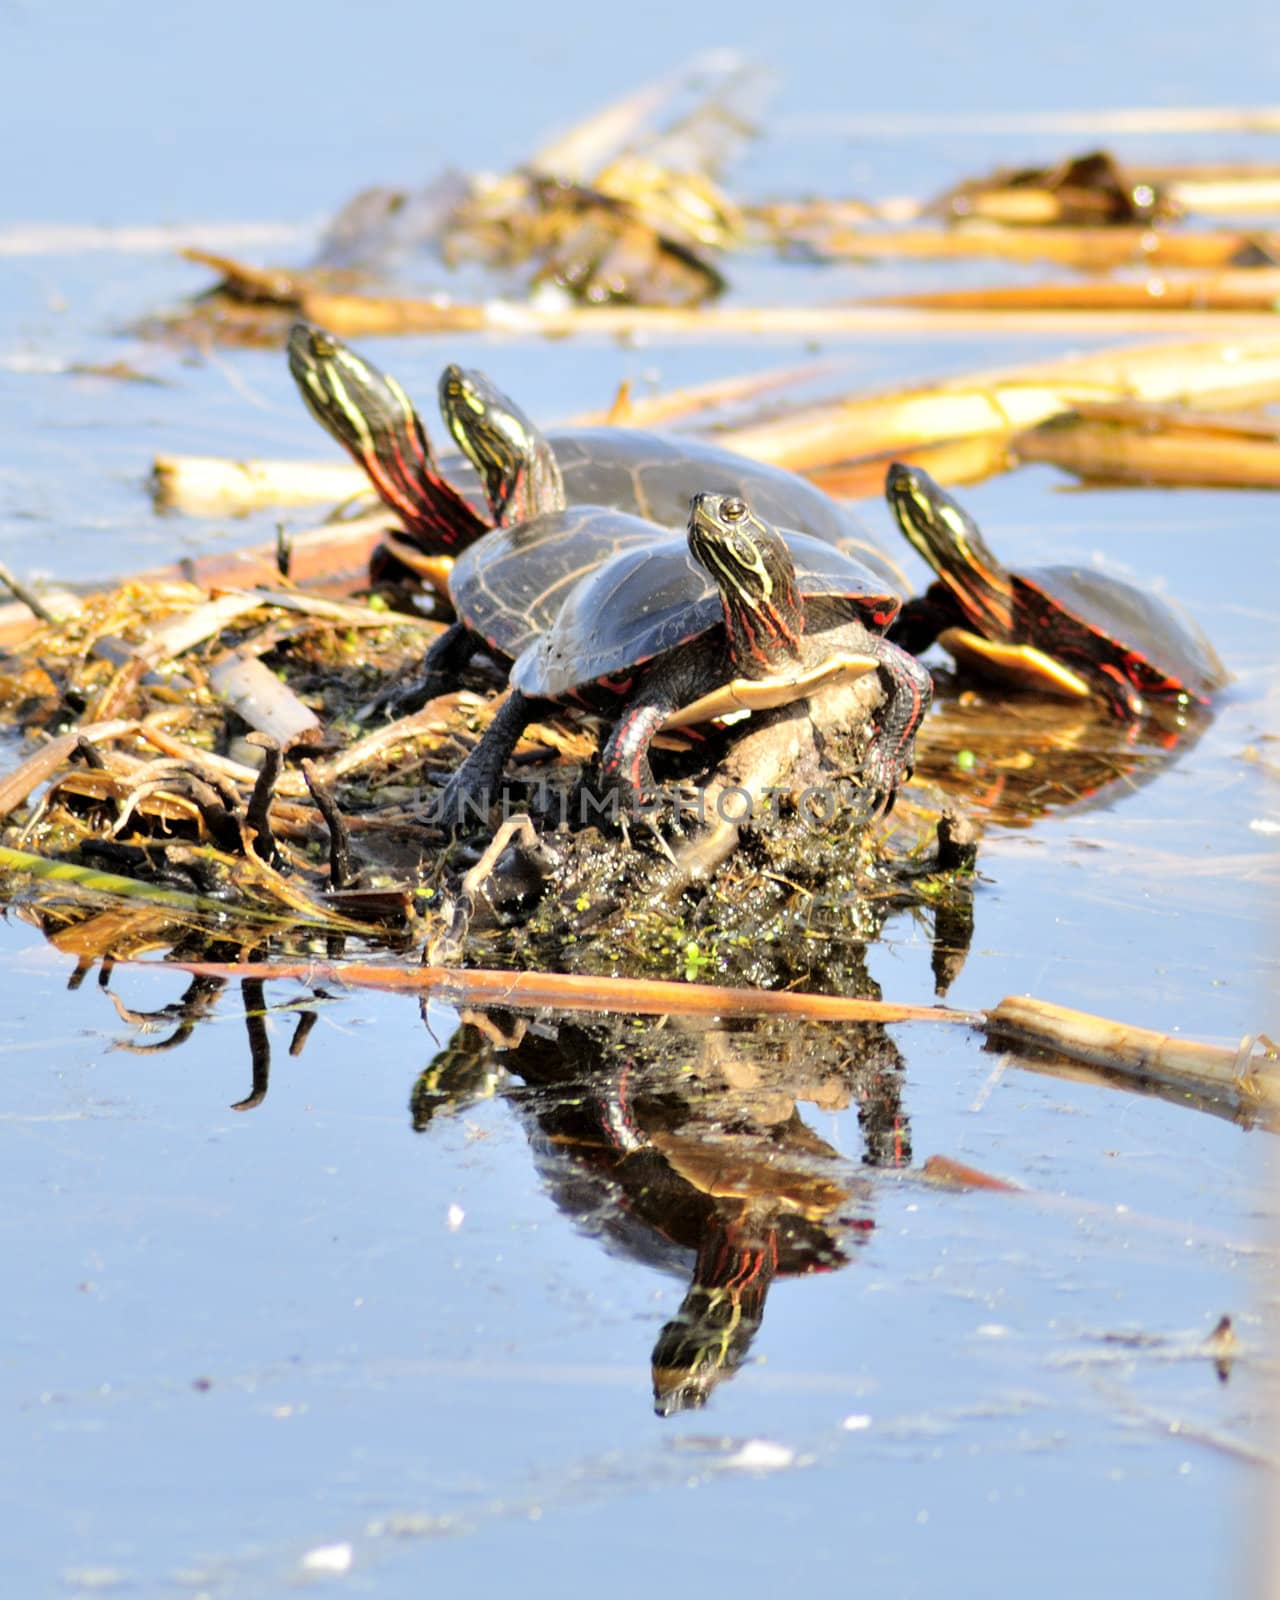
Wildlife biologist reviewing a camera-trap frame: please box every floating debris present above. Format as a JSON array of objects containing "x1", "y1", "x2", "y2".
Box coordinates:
[
  {"x1": 931, "y1": 149, "x2": 1180, "y2": 228},
  {"x1": 1016, "y1": 399, "x2": 1280, "y2": 488},
  {"x1": 147, "y1": 71, "x2": 1280, "y2": 345}
]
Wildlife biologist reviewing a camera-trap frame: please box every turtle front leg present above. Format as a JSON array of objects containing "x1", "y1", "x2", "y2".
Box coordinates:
[
  {"x1": 362, "y1": 622, "x2": 481, "y2": 721},
  {"x1": 888, "y1": 588, "x2": 962, "y2": 657},
  {"x1": 862, "y1": 637, "x2": 934, "y2": 807},
  {"x1": 594, "y1": 687, "x2": 683, "y2": 823},
  {"x1": 430, "y1": 689, "x2": 545, "y2": 828},
  {"x1": 596, "y1": 704, "x2": 670, "y2": 821}
]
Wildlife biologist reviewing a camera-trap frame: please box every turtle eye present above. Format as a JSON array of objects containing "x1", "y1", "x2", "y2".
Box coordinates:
[{"x1": 721, "y1": 496, "x2": 748, "y2": 523}]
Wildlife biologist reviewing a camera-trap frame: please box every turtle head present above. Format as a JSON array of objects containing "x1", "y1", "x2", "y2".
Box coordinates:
[
  {"x1": 288, "y1": 322, "x2": 427, "y2": 469},
  {"x1": 285, "y1": 324, "x2": 487, "y2": 551},
  {"x1": 688, "y1": 492, "x2": 805, "y2": 677},
  {"x1": 651, "y1": 1212, "x2": 787, "y2": 1417},
  {"x1": 438, "y1": 364, "x2": 565, "y2": 526},
  {"x1": 884, "y1": 463, "x2": 1014, "y2": 637}
]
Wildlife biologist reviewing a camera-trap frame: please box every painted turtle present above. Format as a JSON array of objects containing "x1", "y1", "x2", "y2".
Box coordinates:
[
  {"x1": 885, "y1": 464, "x2": 1228, "y2": 719},
  {"x1": 287, "y1": 324, "x2": 905, "y2": 588},
  {"x1": 381, "y1": 359, "x2": 909, "y2": 712},
  {"x1": 436, "y1": 361, "x2": 907, "y2": 589},
  {"x1": 431, "y1": 491, "x2": 932, "y2": 825}
]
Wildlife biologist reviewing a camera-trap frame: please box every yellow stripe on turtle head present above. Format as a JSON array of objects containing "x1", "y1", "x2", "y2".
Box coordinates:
[
  {"x1": 726, "y1": 522, "x2": 775, "y2": 605},
  {"x1": 938, "y1": 502, "x2": 977, "y2": 558},
  {"x1": 383, "y1": 373, "x2": 419, "y2": 432},
  {"x1": 689, "y1": 495, "x2": 779, "y2": 608}
]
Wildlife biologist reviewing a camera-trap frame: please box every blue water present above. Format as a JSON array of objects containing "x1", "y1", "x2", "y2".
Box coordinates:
[
  {"x1": 5, "y1": 0, "x2": 1280, "y2": 221},
  {"x1": 1, "y1": 2, "x2": 1278, "y2": 1594}
]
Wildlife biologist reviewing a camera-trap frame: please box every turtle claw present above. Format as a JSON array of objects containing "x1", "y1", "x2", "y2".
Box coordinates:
[
  {"x1": 663, "y1": 788, "x2": 702, "y2": 841},
  {"x1": 616, "y1": 810, "x2": 669, "y2": 860},
  {"x1": 611, "y1": 802, "x2": 686, "y2": 862},
  {"x1": 859, "y1": 741, "x2": 916, "y2": 820},
  {"x1": 844, "y1": 783, "x2": 890, "y2": 826},
  {"x1": 641, "y1": 817, "x2": 681, "y2": 865},
  {"x1": 573, "y1": 773, "x2": 690, "y2": 854},
  {"x1": 424, "y1": 689, "x2": 539, "y2": 834},
  {"x1": 426, "y1": 775, "x2": 495, "y2": 833},
  {"x1": 424, "y1": 752, "x2": 502, "y2": 831}
]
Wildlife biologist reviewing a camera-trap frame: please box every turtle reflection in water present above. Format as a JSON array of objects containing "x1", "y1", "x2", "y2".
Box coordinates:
[
  {"x1": 914, "y1": 689, "x2": 1217, "y2": 828},
  {"x1": 411, "y1": 1010, "x2": 909, "y2": 1414}
]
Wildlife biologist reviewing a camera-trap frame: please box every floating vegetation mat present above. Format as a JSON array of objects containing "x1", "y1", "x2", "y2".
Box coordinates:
[
  {"x1": 0, "y1": 563, "x2": 966, "y2": 987},
  {"x1": 0, "y1": 576, "x2": 461, "y2": 954}
]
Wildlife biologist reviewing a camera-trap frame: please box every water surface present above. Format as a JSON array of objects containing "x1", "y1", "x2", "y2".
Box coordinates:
[{"x1": 0, "y1": 3, "x2": 1277, "y2": 1594}]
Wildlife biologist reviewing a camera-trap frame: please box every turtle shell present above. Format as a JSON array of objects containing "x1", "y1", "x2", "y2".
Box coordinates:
[
  {"x1": 1014, "y1": 565, "x2": 1229, "y2": 700},
  {"x1": 444, "y1": 427, "x2": 908, "y2": 592},
  {"x1": 550, "y1": 430, "x2": 904, "y2": 586},
  {"x1": 512, "y1": 530, "x2": 898, "y2": 701},
  {"x1": 447, "y1": 505, "x2": 667, "y2": 662}
]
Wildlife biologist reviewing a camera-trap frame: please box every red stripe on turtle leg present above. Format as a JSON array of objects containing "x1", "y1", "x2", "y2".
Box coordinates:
[
  {"x1": 864, "y1": 638, "x2": 934, "y2": 800},
  {"x1": 885, "y1": 644, "x2": 933, "y2": 756},
  {"x1": 599, "y1": 703, "x2": 669, "y2": 811}
]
